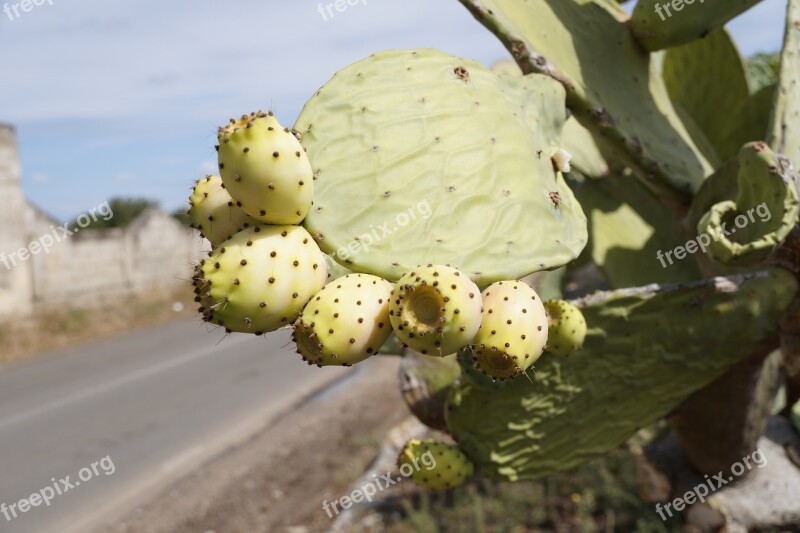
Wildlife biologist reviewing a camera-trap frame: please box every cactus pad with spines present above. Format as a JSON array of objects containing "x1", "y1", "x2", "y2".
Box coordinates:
[
  {"x1": 446, "y1": 269, "x2": 798, "y2": 481},
  {"x1": 457, "y1": 0, "x2": 713, "y2": 207},
  {"x1": 295, "y1": 49, "x2": 587, "y2": 287}
]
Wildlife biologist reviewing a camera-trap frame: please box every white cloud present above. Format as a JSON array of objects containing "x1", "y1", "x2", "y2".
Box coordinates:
[{"x1": 29, "y1": 172, "x2": 49, "y2": 183}]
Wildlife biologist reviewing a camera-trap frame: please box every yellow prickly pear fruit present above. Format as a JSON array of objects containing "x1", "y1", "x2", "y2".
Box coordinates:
[
  {"x1": 217, "y1": 111, "x2": 313, "y2": 224},
  {"x1": 544, "y1": 299, "x2": 587, "y2": 357},
  {"x1": 470, "y1": 281, "x2": 548, "y2": 380},
  {"x1": 397, "y1": 439, "x2": 474, "y2": 491}
]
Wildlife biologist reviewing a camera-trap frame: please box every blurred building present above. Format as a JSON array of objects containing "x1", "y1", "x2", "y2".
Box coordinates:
[{"x1": 0, "y1": 124, "x2": 208, "y2": 317}]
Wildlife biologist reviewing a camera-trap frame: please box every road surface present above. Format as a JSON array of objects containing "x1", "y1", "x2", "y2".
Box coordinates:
[{"x1": 0, "y1": 318, "x2": 350, "y2": 533}]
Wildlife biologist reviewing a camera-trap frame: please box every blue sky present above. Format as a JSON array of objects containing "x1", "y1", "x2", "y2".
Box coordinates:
[{"x1": 0, "y1": 0, "x2": 788, "y2": 220}]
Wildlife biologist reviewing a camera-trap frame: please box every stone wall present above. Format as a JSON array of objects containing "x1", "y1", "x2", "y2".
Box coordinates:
[
  {"x1": 0, "y1": 124, "x2": 209, "y2": 317},
  {"x1": 0, "y1": 125, "x2": 34, "y2": 316}
]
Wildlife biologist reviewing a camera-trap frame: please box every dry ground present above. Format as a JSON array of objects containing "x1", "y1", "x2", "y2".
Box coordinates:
[{"x1": 0, "y1": 287, "x2": 195, "y2": 366}]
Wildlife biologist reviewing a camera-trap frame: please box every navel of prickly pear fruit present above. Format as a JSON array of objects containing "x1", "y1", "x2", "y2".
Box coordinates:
[
  {"x1": 188, "y1": 175, "x2": 260, "y2": 248},
  {"x1": 389, "y1": 265, "x2": 482, "y2": 357},
  {"x1": 544, "y1": 299, "x2": 587, "y2": 357},
  {"x1": 456, "y1": 349, "x2": 510, "y2": 390},
  {"x1": 293, "y1": 273, "x2": 393, "y2": 367},
  {"x1": 397, "y1": 439, "x2": 474, "y2": 491},
  {"x1": 217, "y1": 111, "x2": 313, "y2": 224},
  {"x1": 470, "y1": 281, "x2": 548, "y2": 380},
  {"x1": 193, "y1": 225, "x2": 327, "y2": 334}
]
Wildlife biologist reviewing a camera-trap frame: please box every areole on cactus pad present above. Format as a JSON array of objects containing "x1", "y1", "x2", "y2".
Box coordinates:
[{"x1": 294, "y1": 49, "x2": 587, "y2": 288}]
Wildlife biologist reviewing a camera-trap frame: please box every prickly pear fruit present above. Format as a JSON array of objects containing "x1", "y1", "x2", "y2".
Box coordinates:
[
  {"x1": 470, "y1": 281, "x2": 548, "y2": 380},
  {"x1": 544, "y1": 300, "x2": 587, "y2": 357},
  {"x1": 217, "y1": 111, "x2": 313, "y2": 224},
  {"x1": 193, "y1": 225, "x2": 327, "y2": 334},
  {"x1": 293, "y1": 273, "x2": 394, "y2": 367},
  {"x1": 389, "y1": 265, "x2": 482, "y2": 357},
  {"x1": 188, "y1": 175, "x2": 260, "y2": 248},
  {"x1": 397, "y1": 439, "x2": 474, "y2": 491}
]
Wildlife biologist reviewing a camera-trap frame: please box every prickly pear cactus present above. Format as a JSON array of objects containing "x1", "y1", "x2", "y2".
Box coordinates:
[
  {"x1": 447, "y1": 270, "x2": 798, "y2": 480},
  {"x1": 295, "y1": 49, "x2": 587, "y2": 287},
  {"x1": 181, "y1": 0, "x2": 800, "y2": 515}
]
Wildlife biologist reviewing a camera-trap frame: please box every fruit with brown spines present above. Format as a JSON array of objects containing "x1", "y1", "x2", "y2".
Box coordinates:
[
  {"x1": 544, "y1": 299, "x2": 587, "y2": 357},
  {"x1": 456, "y1": 349, "x2": 511, "y2": 390},
  {"x1": 217, "y1": 111, "x2": 313, "y2": 224},
  {"x1": 192, "y1": 225, "x2": 327, "y2": 334},
  {"x1": 397, "y1": 439, "x2": 474, "y2": 491},
  {"x1": 293, "y1": 273, "x2": 394, "y2": 367},
  {"x1": 470, "y1": 281, "x2": 548, "y2": 380},
  {"x1": 389, "y1": 265, "x2": 483, "y2": 357},
  {"x1": 187, "y1": 175, "x2": 260, "y2": 248}
]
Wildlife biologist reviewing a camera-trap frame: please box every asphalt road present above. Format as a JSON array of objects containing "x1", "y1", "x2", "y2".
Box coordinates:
[{"x1": 0, "y1": 318, "x2": 350, "y2": 533}]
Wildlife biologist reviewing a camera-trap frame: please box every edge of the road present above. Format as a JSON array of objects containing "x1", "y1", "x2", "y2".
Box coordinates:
[{"x1": 60, "y1": 359, "x2": 368, "y2": 533}]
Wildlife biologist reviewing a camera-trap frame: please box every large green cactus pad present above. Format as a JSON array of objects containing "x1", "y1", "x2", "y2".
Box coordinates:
[
  {"x1": 446, "y1": 269, "x2": 798, "y2": 481},
  {"x1": 662, "y1": 29, "x2": 750, "y2": 163},
  {"x1": 295, "y1": 49, "x2": 587, "y2": 287},
  {"x1": 457, "y1": 0, "x2": 713, "y2": 209},
  {"x1": 631, "y1": 0, "x2": 764, "y2": 51}
]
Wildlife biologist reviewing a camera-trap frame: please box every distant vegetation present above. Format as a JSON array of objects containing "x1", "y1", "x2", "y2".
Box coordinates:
[
  {"x1": 76, "y1": 197, "x2": 158, "y2": 230},
  {"x1": 171, "y1": 208, "x2": 191, "y2": 227}
]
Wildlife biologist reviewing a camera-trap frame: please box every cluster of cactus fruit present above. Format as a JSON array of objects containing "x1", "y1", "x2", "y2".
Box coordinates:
[
  {"x1": 190, "y1": 114, "x2": 585, "y2": 373},
  {"x1": 185, "y1": 0, "x2": 800, "y2": 503},
  {"x1": 187, "y1": 107, "x2": 587, "y2": 489}
]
